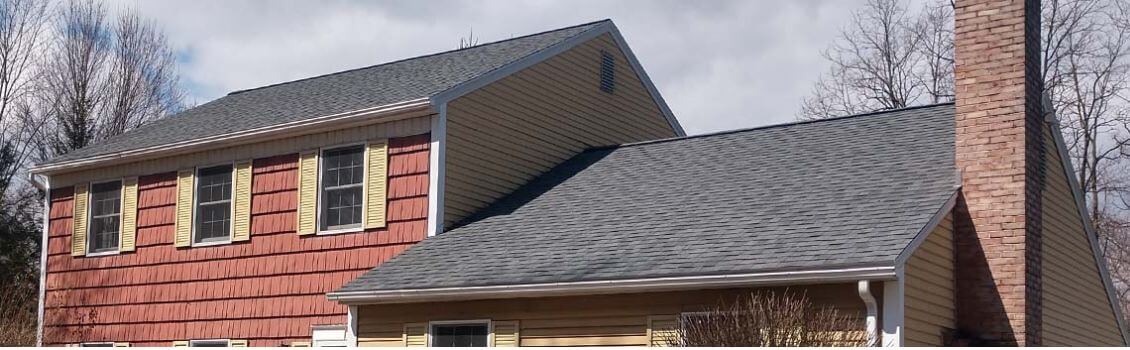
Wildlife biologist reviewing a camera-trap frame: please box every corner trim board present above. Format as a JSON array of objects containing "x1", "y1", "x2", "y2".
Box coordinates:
[
  {"x1": 426, "y1": 106, "x2": 446, "y2": 236},
  {"x1": 33, "y1": 174, "x2": 49, "y2": 347},
  {"x1": 327, "y1": 266, "x2": 897, "y2": 304},
  {"x1": 881, "y1": 268, "x2": 905, "y2": 347}
]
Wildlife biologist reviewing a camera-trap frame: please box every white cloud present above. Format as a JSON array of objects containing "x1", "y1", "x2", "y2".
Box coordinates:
[{"x1": 111, "y1": 0, "x2": 864, "y2": 134}]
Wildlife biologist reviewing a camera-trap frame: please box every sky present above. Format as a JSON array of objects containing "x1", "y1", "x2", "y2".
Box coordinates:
[{"x1": 113, "y1": 0, "x2": 866, "y2": 135}]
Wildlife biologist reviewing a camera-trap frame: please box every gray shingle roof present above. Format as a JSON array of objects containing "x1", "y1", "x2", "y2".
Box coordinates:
[
  {"x1": 43, "y1": 20, "x2": 606, "y2": 165},
  {"x1": 336, "y1": 103, "x2": 960, "y2": 293}
]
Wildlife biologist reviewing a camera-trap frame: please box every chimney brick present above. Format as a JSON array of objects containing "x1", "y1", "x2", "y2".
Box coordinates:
[{"x1": 953, "y1": 0, "x2": 1045, "y2": 346}]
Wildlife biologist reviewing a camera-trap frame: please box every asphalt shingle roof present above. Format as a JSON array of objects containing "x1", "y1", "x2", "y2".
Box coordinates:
[
  {"x1": 337, "y1": 103, "x2": 960, "y2": 293},
  {"x1": 43, "y1": 20, "x2": 606, "y2": 165}
]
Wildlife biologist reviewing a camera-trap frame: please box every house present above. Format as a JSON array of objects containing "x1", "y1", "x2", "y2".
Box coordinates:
[{"x1": 30, "y1": 0, "x2": 1126, "y2": 347}]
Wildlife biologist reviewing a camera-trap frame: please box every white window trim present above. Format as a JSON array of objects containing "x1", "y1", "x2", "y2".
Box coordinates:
[
  {"x1": 190, "y1": 162, "x2": 236, "y2": 247},
  {"x1": 85, "y1": 178, "x2": 125, "y2": 257},
  {"x1": 312, "y1": 324, "x2": 349, "y2": 347},
  {"x1": 315, "y1": 142, "x2": 368, "y2": 235},
  {"x1": 188, "y1": 339, "x2": 230, "y2": 347},
  {"x1": 428, "y1": 319, "x2": 492, "y2": 347}
]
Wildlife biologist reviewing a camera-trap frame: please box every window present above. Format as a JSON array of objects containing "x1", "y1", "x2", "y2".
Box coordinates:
[
  {"x1": 311, "y1": 325, "x2": 348, "y2": 347},
  {"x1": 79, "y1": 343, "x2": 115, "y2": 347},
  {"x1": 194, "y1": 165, "x2": 233, "y2": 244},
  {"x1": 431, "y1": 322, "x2": 488, "y2": 347},
  {"x1": 599, "y1": 50, "x2": 615, "y2": 93},
  {"x1": 319, "y1": 146, "x2": 365, "y2": 231},
  {"x1": 88, "y1": 181, "x2": 122, "y2": 254},
  {"x1": 189, "y1": 340, "x2": 229, "y2": 347}
]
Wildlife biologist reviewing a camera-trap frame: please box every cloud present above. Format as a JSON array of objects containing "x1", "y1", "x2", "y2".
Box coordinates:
[{"x1": 112, "y1": 0, "x2": 863, "y2": 134}]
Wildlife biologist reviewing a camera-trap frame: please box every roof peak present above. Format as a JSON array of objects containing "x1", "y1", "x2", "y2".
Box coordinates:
[
  {"x1": 226, "y1": 19, "x2": 612, "y2": 96},
  {"x1": 601, "y1": 102, "x2": 956, "y2": 151}
]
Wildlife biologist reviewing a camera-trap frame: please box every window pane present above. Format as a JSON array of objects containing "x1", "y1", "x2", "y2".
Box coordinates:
[
  {"x1": 195, "y1": 165, "x2": 232, "y2": 243},
  {"x1": 320, "y1": 146, "x2": 364, "y2": 231},
  {"x1": 88, "y1": 181, "x2": 121, "y2": 253},
  {"x1": 431, "y1": 324, "x2": 488, "y2": 347}
]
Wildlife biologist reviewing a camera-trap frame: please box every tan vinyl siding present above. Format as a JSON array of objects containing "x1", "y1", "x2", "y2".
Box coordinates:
[
  {"x1": 50, "y1": 115, "x2": 432, "y2": 187},
  {"x1": 231, "y1": 160, "x2": 253, "y2": 241},
  {"x1": 71, "y1": 183, "x2": 89, "y2": 256},
  {"x1": 491, "y1": 320, "x2": 520, "y2": 347},
  {"x1": 1041, "y1": 127, "x2": 1124, "y2": 346},
  {"x1": 119, "y1": 177, "x2": 139, "y2": 252},
  {"x1": 444, "y1": 34, "x2": 678, "y2": 226},
  {"x1": 903, "y1": 213, "x2": 955, "y2": 346},
  {"x1": 646, "y1": 315, "x2": 678, "y2": 346},
  {"x1": 355, "y1": 285, "x2": 864, "y2": 347}
]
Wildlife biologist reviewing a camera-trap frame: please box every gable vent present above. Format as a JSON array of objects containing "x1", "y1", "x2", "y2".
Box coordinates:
[{"x1": 599, "y1": 51, "x2": 615, "y2": 93}]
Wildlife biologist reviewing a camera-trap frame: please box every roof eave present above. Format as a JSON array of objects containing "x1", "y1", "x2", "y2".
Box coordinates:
[
  {"x1": 29, "y1": 98, "x2": 435, "y2": 175},
  {"x1": 326, "y1": 265, "x2": 897, "y2": 305}
]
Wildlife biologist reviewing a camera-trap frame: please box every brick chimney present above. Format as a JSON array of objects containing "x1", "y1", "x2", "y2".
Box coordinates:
[{"x1": 952, "y1": 0, "x2": 1045, "y2": 346}]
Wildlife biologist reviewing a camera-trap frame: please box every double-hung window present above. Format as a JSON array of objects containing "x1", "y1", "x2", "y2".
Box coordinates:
[
  {"x1": 88, "y1": 181, "x2": 122, "y2": 254},
  {"x1": 431, "y1": 322, "x2": 489, "y2": 347},
  {"x1": 194, "y1": 165, "x2": 233, "y2": 244},
  {"x1": 319, "y1": 146, "x2": 365, "y2": 231}
]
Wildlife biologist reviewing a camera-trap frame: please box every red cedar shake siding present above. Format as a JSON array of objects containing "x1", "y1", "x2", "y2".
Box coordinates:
[
  {"x1": 42, "y1": 134, "x2": 431, "y2": 346},
  {"x1": 953, "y1": 0, "x2": 1045, "y2": 345}
]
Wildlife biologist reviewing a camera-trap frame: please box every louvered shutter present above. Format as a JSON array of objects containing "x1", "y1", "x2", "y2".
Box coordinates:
[
  {"x1": 119, "y1": 177, "x2": 139, "y2": 252},
  {"x1": 112, "y1": 342, "x2": 130, "y2": 347},
  {"x1": 364, "y1": 140, "x2": 388, "y2": 229},
  {"x1": 174, "y1": 169, "x2": 195, "y2": 247},
  {"x1": 232, "y1": 160, "x2": 253, "y2": 241},
  {"x1": 491, "y1": 320, "x2": 520, "y2": 347},
  {"x1": 297, "y1": 151, "x2": 318, "y2": 235},
  {"x1": 71, "y1": 183, "x2": 89, "y2": 256},
  {"x1": 647, "y1": 315, "x2": 678, "y2": 347},
  {"x1": 229, "y1": 340, "x2": 248, "y2": 347},
  {"x1": 289, "y1": 342, "x2": 311, "y2": 347},
  {"x1": 171, "y1": 341, "x2": 189, "y2": 347},
  {"x1": 403, "y1": 322, "x2": 428, "y2": 347}
]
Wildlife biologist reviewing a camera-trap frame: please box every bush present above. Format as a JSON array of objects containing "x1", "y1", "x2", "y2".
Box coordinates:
[{"x1": 668, "y1": 291, "x2": 868, "y2": 347}]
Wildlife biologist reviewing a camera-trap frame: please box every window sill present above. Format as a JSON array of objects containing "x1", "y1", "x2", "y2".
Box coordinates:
[
  {"x1": 191, "y1": 239, "x2": 233, "y2": 248},
  {"x1": 316, "y1": 227, "x2": 364, "y2": 236},
  {"x1": 84, "y1": 250, "x2": 120, "y2": 258}
]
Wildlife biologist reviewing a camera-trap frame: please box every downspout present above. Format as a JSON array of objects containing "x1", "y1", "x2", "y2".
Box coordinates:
[
  {"x1": 857, "y1": 280, "x2": 879, "y2": 347},
  {"x1": 29, "y1": 173, "x2": 49, "y2": 346}
]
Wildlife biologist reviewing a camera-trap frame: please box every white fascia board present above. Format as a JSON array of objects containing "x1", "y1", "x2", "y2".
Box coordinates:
[
  {"x1": 894, "y1": 188, "x2": 960, "y2": 266},
  {"x1": 327, "y1": 266, "x2": 896, "y2": 304},
  {"x1": 28, "y1": 98, "x2": 434, "y2": 175},
  {"x1": 1043, "y1": 98, "x2": 1130, "y2": 344},
  {"x1": 429, "y1": 21, "x2": 685, "y2": 137}
]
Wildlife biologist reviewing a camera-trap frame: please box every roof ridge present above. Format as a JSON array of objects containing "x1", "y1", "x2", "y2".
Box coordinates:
[
  {"x1": 226, "y1": 19, "x2": 612, "y2": 96},
  {"x1": 597, "y1": 102, "x2": 956, "y2": 151}
]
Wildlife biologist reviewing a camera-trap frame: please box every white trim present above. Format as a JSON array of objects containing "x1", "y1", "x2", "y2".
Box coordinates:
[
  {"x1": 881, "y1": 269, "x2": 904, "y2": 347},
  {"x1": 857, "y1": 280, "x2": 879, "y2": 347},
  {"x1": 894, "y1": 189, "x2": 960, "y2": 266},
  {"x1": 428, "y1": 21, "x2": 685, "y2": 137},
  {"x1": 428, "y1": 319, "x2": 492, "y2": 347},
  {"x1": 328, "y1": 266, "x2": 896, "y2": 304},
  {"x1": 33, "y1": 174, "x2": 49, "y2": 347},
  {"x1": 426, "y1": 109, "x2": 446, "y2": 236},
  {"x1": 311, "y1": 324, "x2": 349, "y2": 347},
  {"x1": 1043, "y1": 101, "x2": 1130, "y2": 344},
  {"x1": 346, "y1": 306, "x2": 359, "y2": 347},
  {"x1": 28, "y1": 98, "x2": 433, "y2": 175}
]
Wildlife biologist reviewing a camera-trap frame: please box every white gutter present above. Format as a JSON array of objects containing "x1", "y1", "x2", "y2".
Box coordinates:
[
  {"x1": 857, "y1": 280, "x2": 879, "y2": 347},
  {"x1": 29, "y1": 173, "x2": 49, "y2": 346},
  {"x1": 28, "y1": 98, "x2": 433, "y2": 175},
  {"x1": 327, "y1": 266, "x2": 896, "y2": 304}
]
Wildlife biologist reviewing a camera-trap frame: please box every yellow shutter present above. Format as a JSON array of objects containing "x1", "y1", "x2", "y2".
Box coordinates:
[
  {"x1": 229, "y1": 340, "x2": 248, "y2": 347},
  {"x1": 297, "y1": 150, "x2": 319, "y2": 235},
  {"x1": 171, "y1": 341, "x2": 189, "y2": 347},
  {"x1": 491, "y1": 320, "x2": 520, "y2": 347},
  {"x1": 119, "y1": 177, "x2": 139, "y2": 252},
  {"x1": 112, "y1": 342, "x2": 130, "y2": 347},
  {"x1": 174, "y1": 169, "x2": 195, "y2": 247},
  {"x1": 232, "y1": 160, "x2": 253, "y2": 241},
  {"x1": 404, "y1": 322, "x2": 428, "y2": 347},
  {"x1": 289, "y1": 341, "x2": 311, "y2": 347},
  {"x1": 71, "y1": 183, "x2": 89, "y2": 256},
  {"x1": 647, "y1": 315, "x2": 678, "y2": 347},
  {"x1": 364, "y1": 140, "x2": 388, "y2": 229}
]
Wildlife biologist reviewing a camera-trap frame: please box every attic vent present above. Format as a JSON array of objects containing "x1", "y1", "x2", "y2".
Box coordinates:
[{"x1": 599, "y1": 51, "x2": 615, "y2": 93}]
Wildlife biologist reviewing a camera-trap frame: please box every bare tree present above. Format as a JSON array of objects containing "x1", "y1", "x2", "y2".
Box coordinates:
[
  {"x1": 669, "y1": 291, "x2": 867, "y2": 347},
  {"x1": 0, "y1": 0, "x2": 49, "y2": 195},
  {"x1": 799, "y1": 0, "x2": 953, "y2": 120},
  {"x1": 40, "y1": 0, "x2": 183, "y2": 157}
]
